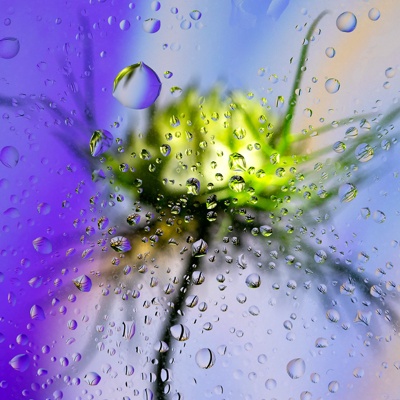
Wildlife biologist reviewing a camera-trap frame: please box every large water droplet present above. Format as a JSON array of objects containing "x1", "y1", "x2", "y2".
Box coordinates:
[
  {"x1": 30, "y1": 304, "x2": 45, "y2": 320},
  {"x1": 143, "y1": 18, "x2": 161, "y2": 33},
  {"x1": 229, "y1": 153, "x2": 246, "y2": 171},
  {"x1": 32, "y1": 237, "x2": 52, "y2": 254},
  {"x1": 186, "y1": 178, "x2": 200, "y2": 195},
  {"x1": 0, "y1": 37, "x2": 20, "y2": 59},
  {"x1": 73, "y1": 275, "x2": 92, "y2": 292},
  {"x1": 286, "y1": 358, "x2": 306, "y2": 379},
  {"x1": 0, "y1": 146, "x2": 19, "y2": 168},
  {"x1": 325, "y1": 78, "x2": 340, "y2": 94},
  {"x1": 245, "y1": 273, "x2": 261, "y2": 288},
  {"x1": 339, "y1": 183, "x2": 357, "y2": 203},
  {"x1": 9, "y1": 354, "x2": 30, "y2": 372},
  {"x1": 90, "y1": 130, "x2": 113, "y2": 157},
  {"x1": 336, "y1": 12, "x2": 357, "y2": 33},
  {"x1": 110, "y1": 236, "x2": 132, "y2": 252},
  {"x1": 113, "y1": 62, "x2": 161, "y2": 109},
  {"x1": 326, "y1": 309, "x2": 340, "y2": 322},
  {"x1": 195, "y1": 348, "x2": 216, "y2": 369},
  {"x1": 84, "y1": 372, "x2": 101, "y2": 386},
  {"x1": 170, "y1": 324, "x2": 190, "y2": 341},
  {"x1": 355, "y1": 143, "x2": 374, "y2": 162},
  {"x1": 122, "y1": 321, "x2": 136, "y2": 340},
  {"x1": 192, "y1": 239, "x2": 208, "y2": 257}
]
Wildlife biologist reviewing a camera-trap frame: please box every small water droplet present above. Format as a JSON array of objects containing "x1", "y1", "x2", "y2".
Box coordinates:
[
  {"x1": 143, "y1": 18, "x2": 161, "y2": 33},
  {"x1": 328, "y1": 380, "x2": 339, "y2": 393},
  {"x1": 325, "y1": 78, "x2": 340, "y2": 94},
  {"x1": 325, "y1": 47, "x2": 336, "y2": 58},
  {"x1": 333, "y1": 141, "x2": 346, "y2": 153},
  {"x1": 368, "y1": 8, "x2": 380, "y2": 21},
  {"x1": 170, "y1": 324, "x2": 190, "y2": 341},
  {"x1": 373, "y1": 210, "x2": 386, "y2": 223},
  {"x1": 336, "y1": 12, "x2": 357, "y2": 33},
  {"x1": 32, "y1": 237, "x2": 52, "y2": 254},
  {"x1": 122, "y1": 321, "x2": 136, "y2": 340},
  {"x1": 113, "y1": 62, "x2": 161, "y2": 109},
  {"x1": 326, "y1": 309, "x2": 340, "y2": 322},
  {"x1": 195, "y1": 348, "x2": 216, "y2": 369},
  {"x1": 314, "y1": 250, "x2": 327, "y2": 264},
  {"x1": 73, "y1": 275, "x2": 92, "y2": 292},
  {"x1": 170, "y1": 86, "x2": 182, "y2": 97},
  {"x1": 286, "y1": 358, "x2": 306, "y2": 379},
  {"x1": 265, "y1": 378, "x2": 277, "y2": 390},
  {"x1": 0, "y1": 37, "x2": 20, "y2": 59},
  {"x1": 84, "y1": 372, "x2": 101, "y2": 386},
  {"x1": 190, "y1": 10, "x2": 202, "y2": 20},
  {"x1": 228, "y1": 175, "x2": 246, "y2": 192},
  {"x1": 90, "y1": 130, "x2": 113, "y2": 157}
]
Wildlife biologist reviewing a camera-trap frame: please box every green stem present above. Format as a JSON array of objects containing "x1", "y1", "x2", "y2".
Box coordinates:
[{"x1": 278, "y1": 10, "x2": 329, "y2": 153}]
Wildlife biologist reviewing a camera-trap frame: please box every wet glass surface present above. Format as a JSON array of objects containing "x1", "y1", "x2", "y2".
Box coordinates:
[{"x1": 1, "y1": 1, "x2": 400, "y2": 399}]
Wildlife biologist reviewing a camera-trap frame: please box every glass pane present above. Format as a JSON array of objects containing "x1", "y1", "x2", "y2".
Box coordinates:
[{"x1": 1, "y1": 1, "x2": 399, "y2": 399}]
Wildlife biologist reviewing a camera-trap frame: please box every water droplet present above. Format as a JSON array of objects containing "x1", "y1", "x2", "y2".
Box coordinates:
[
  {"x1": 164, "y1": 70, "x2": 173, "y2": 79},
  {"x1": 73, "y1": 275, "x2": 92, "y2": 292},
  {"x1": 190, "y1": 10, "x2": 202, "y2": 20},
  {"x1": 170, "y1": 324, "x2": 190, "y2": 341},
  {"x1": 84, "y1": 372, "x2": 101, "y2": 386},
  {"x1": 120, "y1": 321, "x2": 136, "y2": 340},
  {"x1": 30, "y1": 304, "x2": 45, "y2": 320},
  {"x1": 345, "y1": 126, "x2": 358, "y2": 138},
  {"x1": 315, "y1": 337, "x2": 328, "y2": 348},
  {"x1": 336, "y1": 12, "x2": 357, "y2": 33},
  {"x1": 354, "y1": 310, "x2": 372, "y2": 326},
  {"x1": 355, "y1": 143, "x2": 374, "y2": 162},
  {"x1": 328, "y1": 380, "x2": 339, "y2": 393},
  {"x1": 260, "y1": 225, "x2": 273, "y2": 237},
  {"x1": 119, "y1": 19, "x2": 130, "y2": 31},
  {"x1": 9, "y1": 354, "x2": 30, "y2": 372},
  {"x1": 325, "y1": 78, "x2": 340, "y2": 94},
  {"x1": 228, "y1": 175, "x2": 246, "y2": 192},
  {"x1": 110, "y1": 236, "x2": 132, "y2": 252},
  {"x1": 368, "y1": 8, "x2": 380, "y2": 21},
  {"x1": 314, "y1": 250, "x2": 327, "y2": 264},
  {"x1": 180, "y1": 19, "x2": 192, "y2": 30},
  {"x1": 195, "y1": 348, "x2": 216, "y2": 369},
  {"x1": 245, "y1": 273, "x2": 261, "y2": 288},
  {"x1": 233, "y1": 127, "x2": 246, "y2": 140},
  {"x1": 160, "y1": 144, "x2": 171, "y2": 156},
  {"x1": 3, "y1": 207, "x2": 20, "y2": 218},
  {"x1": 353, "y1": 367, "x2": 364, "y2": 378},
  {"x1": 333, "y1": 141, "x2": 346, "y2": 153},
  {"x1": 90, "y1": 130, "x2": 113, "y2": 157},
  {"x1": 113, "y1": 62, "x2": 161, "y2": 109},
  {"x1": 170, "y1": 86, "x2": 182, "y2": 97},
  {"x1": 151, "y1": 1, "x2": 161, "y2": 11},
  {"x1": 287, "y1": 358, "x2": 306, "y2": 379},
  {"x1": 37, "y1": 202, "x2": 51, "y2": 215},
  {"x1": 265, "y1": 379, "x2": 277, "y2": 390},
  {"x1": 186, "y1": 178, "x2": 200, "y2": 195},
  {"x1": 326, "y1": 309, "x2": 340, "y2": 322},
  {"x1": 0, "y1": 37, "x2": 20, "y2": 59},
  {"x1": 339, "y1": 183, "x2": 357, "y2": 203},
  {"x1": 325, "y1": 47, "x2": 336, "y2": 58},
  {"x1": 32, "y1": 237, "x2": 52, "y2": 254},
  {"x1": 0, "y1": 146, "x2": 19, "y2": 168},
  {"x1": 373, "y1": 210, "x2": 386, "y2": 223},
  {"x1": 143, "y1": 18, "x2": 161, "y2": 33},
  {"x1": 192, "y1": 239, "x2": 208, "y2": 257},
  {"x1": 385, "y1": 67, "x2": 396, "y2": 78},
  {"x1": 228, "y1": 153, "x2": 246, "y2": 171}
]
